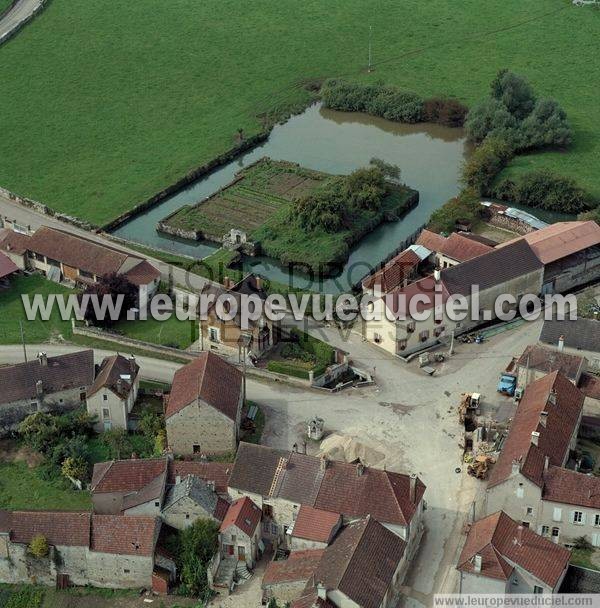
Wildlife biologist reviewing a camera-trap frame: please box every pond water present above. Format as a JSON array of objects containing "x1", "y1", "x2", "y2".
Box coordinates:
[{"x1": 113, "y1": 103, "x2": 472, "y2": 293}]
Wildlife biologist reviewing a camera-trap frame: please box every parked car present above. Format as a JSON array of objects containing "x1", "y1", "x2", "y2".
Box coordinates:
[{"x1": 497, "y1": 374, "x2": 517, "y2": 396}]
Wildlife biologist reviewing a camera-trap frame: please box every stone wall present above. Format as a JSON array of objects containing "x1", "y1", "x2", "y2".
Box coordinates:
[{"x1": 0, "y1": 0, "x2": 49, "y2": 47}]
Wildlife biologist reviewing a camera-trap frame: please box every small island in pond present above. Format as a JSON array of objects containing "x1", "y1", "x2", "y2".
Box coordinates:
[{"x1": 157, "y1": 158, "x2": 419, "y2": 275}]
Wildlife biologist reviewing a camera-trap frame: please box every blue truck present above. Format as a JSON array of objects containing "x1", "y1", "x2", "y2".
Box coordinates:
[{"x1": 497, "y1": 373, "x2": 517, "y2": 396}]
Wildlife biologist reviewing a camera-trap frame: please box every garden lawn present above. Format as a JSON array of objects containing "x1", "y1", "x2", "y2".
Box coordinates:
[
  {"x1": 0, "y1": 461, "x2": 91, "y2": 510},
  {"x1": 0, "y1": 1, "x2": 598, "y2": 227},
  {"x1": 114, "y1": 314, "x2": 197, "y2": 350},
  {"x1": 0, "y1": 274, "x2": 75, "y2": 344}
]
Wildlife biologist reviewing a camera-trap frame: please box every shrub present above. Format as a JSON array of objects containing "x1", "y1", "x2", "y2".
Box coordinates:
[
  {"x1": 428, "y1": 189, "x2": 481, "y2": 234},
  {"x1": 281, "y1": 342, "x2": 315, "y2": 363},
  {"x1": 79, "y1": 272, "x2": 138, "y2": 328},
  {"x1": 492, "y1": 171, "x2": 592, "y2": 213},
  {"x1": 29, "y1": 534, "x2": 49, "y2": 558},
  {"x1": 465, "y1": 98, "x2": 519, "y2": 144},
  {"x1": 519, "y1": 98, "x2": 572, "y2": 150},
  {"x1": 574, "y1": 536, "x2": 593, "y2": 551},
  {"x1": 462, "y1": 137, "x2": 514, "y2": 194},
  {"x1": 490, "y1": 69, "x2": 536, "y2": 120},
  {"x1": 61, "y1": 456, "x2": 88, "y2": 481},
  {"x1": 579, "y1": 206, "x2": 600, "y2": 225},
  {"x1": 423, "y1": 97, "x2": 468, "y2": 127},
  {"x1": 5, "y1": 588, "x2": 44, "y2": 608}
]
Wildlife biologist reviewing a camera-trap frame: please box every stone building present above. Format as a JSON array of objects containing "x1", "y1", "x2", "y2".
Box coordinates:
[
  {"x1": 219, "y1": 496, "x2": 262, "y2": 567},
  {"x1": 0, "y1": 350, "x2": 95, "y2": 436},
  {"x1": 289, "y1": 505, "x2": 341, "y2": 550},
  {"x1": 514, "y1": 344, "x2": 587, "y2": 389},
  {"x1": 540, "y1": 318, "x2": 600, "y2": 373},
  {"x1": 228, "y1": 443, "x2": 426, "y2": 559},
  {"x1": 200, "y1": 274, "x2": 280, "y2": 361},
  {"x1": 165, "y1": 352, "x2": 243, "y2": 456},
  {"x1": 86, "y1": 354, "x2": 140, "y2": 432},
  {"x1": 0, "y1": 510, "x2": 175, "y2": 591},
  {"x1": 416, "y1": 229, "x2": 493, "y2": 268},
  {"x1": 457, "y1": 511, "x2": 570, "y2": 594}
]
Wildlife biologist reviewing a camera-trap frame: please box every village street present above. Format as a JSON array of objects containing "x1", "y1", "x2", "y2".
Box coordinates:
[{"x1": 0, "y1": 316, "x2": 541, "y2": 606}]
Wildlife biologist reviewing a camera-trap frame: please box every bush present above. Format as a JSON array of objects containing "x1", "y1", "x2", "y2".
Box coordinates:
[
  {"x1": 465, "y1": 98, "x2": 519, "y2": 144},
  {"x1": 490, "y1": 69, "x2": 536, "y2": 120},
  {"x1": 423, "y1": 97, "x2": 468, "y2": 127},
  {"x1": 579, "y1": 206, "x2": 600, "y2": 225},
  {"x1": 519, "y1": 98, "x2": 572, "y2": 150},
  {"x1": 29, "y1": 534, "x2": 49, "y2": 558},
  {"x1": 428, "y1": 189, "x2": 481, "y2": 234},
  {"x1": 281, "y1": 342, "x2": 315, "y2": 363},
  {"x1": 5, "y1": 588, "x2": 44, "y2": 608},
  {"x1": 492, "y1": 171, "x2": 592, "y2": 213},
  {"x1": 574, "y1": 536, "x2": 593, "y2": 551},
  {"x1": 462, "y1": 137, "x2": 514, "y2": 194}
]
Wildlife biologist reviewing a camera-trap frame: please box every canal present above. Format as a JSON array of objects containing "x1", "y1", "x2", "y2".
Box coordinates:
[{"x1": 113, "y1": 103, "x2": 472, "y2": 293}]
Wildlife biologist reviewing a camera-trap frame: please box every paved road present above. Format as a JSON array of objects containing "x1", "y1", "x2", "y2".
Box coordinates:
[
  {"x1": 0, "y1": 0, "x2": 43, "y2": 40},
  {"x1": 0, "y1": 318, "x2": 541, "y2": 605}
]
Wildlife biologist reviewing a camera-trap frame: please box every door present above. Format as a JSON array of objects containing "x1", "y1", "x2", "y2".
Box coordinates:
[{"x1": 238, "y1": 546, "x2": 245, "y2": 561}]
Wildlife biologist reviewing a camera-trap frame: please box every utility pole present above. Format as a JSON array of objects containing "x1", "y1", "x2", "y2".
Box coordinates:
[
  {"x1": 368, "y1": 25, "x2": 373, "y2": 73},
  {"x1": 19, "y1": 321, "x2": 27, "y2": 363}
]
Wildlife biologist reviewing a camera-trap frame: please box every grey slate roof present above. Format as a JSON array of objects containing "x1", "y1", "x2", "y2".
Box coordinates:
[
  {"x1": 442, "y1": 239, "x2": 543, "y2": 296},
  {"x1": 0, "y1": 350, "x2": 95, "y2": 406},
  {"x1": 163, "y1": 475, "x2": 218, "y2": 516},
  {"x1": 540, "y1": 318, "x2": 600, "y2": 354}
]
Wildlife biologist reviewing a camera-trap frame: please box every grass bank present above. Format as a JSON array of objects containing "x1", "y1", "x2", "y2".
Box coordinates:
[{"x1": 0, "y1": 1, "x2": 598, "y2": 226}]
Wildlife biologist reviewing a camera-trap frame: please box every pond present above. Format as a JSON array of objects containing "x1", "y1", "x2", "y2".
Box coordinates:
[{"x1": 113, "y1": 103, "x2": 472, "y2": 293}]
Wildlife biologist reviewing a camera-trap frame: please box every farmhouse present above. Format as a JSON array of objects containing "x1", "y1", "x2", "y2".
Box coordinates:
[
  {"x1": 416, "y1": 229, "x2": 494, "y2": 268},
  {"x1": 200, "y1": 274, "x2": 280, "y2": 361},
  {"x1": 86, "y1": 354, "x2": 140, "y2": 432},
  {"x1": 165, "y1": 352, "x2": 243, "y2": 456},
  {"x1": 514, "y1": 344, "x2": 587, "y2": 388},
  {"x1": 0, "y1": 228, "x2": 31, "y2": 270},
  {"x1": 219, "y1": 496, "x2": 262, "y2": 567},
  {"x1": 540, "y1": 318, "x2": 600, "y2": 372},
  {"x1": 457, "y1": 511, "x2": 570, "y2": 594},
  {"x1": 2, "y1": 226, "x2": 161, "y2": 304},
  {"x1": 288, "y1": 505, "x2": 342, "y2": 550},
  {"x1": 228, "y1": 443, "x2": 426, "y2": 559},
  {"x1": 361, "y1": 246, "x2": 429, "y2": 295},
  {"x1": 0, "y1": 510, "x2": 175, "y2": 591},
  {"x1": 0, "y1": 350, "x2": 94, "y2": 436},
  {"x1": 90, "y1": 456, "x2": 228, "y2": 528}
]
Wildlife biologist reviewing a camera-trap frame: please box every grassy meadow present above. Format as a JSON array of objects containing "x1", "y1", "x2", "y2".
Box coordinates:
[{"x1": 0, "y1": 1, "x2": 598, "y2": 226}]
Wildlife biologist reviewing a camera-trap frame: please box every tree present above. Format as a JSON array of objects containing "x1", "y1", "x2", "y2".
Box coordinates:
[
  {"x1": 177, "y1": 519, "x2": 220, "y2": 597},
  {"x1": 370, "y1": 158, "x2": 401, "y2": 184},
  {"x1": 79, "y1": 272, "x2": 138, "y2": 328},
  {"x1": 464, "y1": 98, "x2": 519, "y2": 144},
  {"x1": 19, "y1": 412, "x2": 58, "y2": 453},
  {"x1": 29, "y1": 534, "x2": 49, "y2": 558},
  {"x1": 519, "y1": 98, "x2": 572, "y2": 149},
  {"x1": 462, "y1": 137, "x2": 514, "y2": 194},
  {"x1": 428, "y1": 189, "x2": 481, "y2": 234},
  {"x1": 490, "y1": 69, "x2": 536, "y2": 120},
  {"x1": 101, "y1": 428, "x2": 129, "y2": 460},
  {"x1": 61, "y1": 456, "x2": 88, "y2": 482}
]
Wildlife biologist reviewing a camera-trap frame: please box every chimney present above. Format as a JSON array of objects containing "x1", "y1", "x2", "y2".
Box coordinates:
[
  {"x1": 207, "y1": 480, "x2": 216, "y2": 492},
  {"x1": 516, "y1": 525, "x2": 523, "y2": 546},
  {"x1": 316, "y1": 582, "x2": 327, "y2": 600},
  {"x1": 558, "y1": 335, "x2": 565, "y2": 352},
  {"x1": 511, "y1": 459, "x2": 521, "y2": 475},
  {"x1": 409, "y1": 473, "x2": 417, "y2": 503},
  {"x1": 548, "y1": 390, "x2": 557, "y2": 406},
  {"x1": 539, "y1": 411, "x2": 548, "y2": 428},
  {"x1": 356, "y1": 461, "x2": 365, "y2": 477},
  {"x1": 224, "y1": 276, "x2": 232, "y2": 290},
  {"x1": 117, "y1": 378, "x2": 123, "y2": 393},
  {"x1": 544, "y1": 455, "x2": 550, "y2": 472},
  {"x1": 302, "y1": 441, "x2": 307, "y2": 455},
  {"x1": 36, "y1": 379, "x2": 43, "y2": 397},
  {"x1": 531, "y1": 431, "x2": 540, "y2": 447},
  {"x1": 320, "y1": 455, "x2": 328, "y2": 472},
  {"x1": 473, "y1": 554, "x2": 482, "y2": 573},
  {"x1": 175, "y1": 475, "x2": 181, "y2": 484},
  {"x1": 292, "y1": 442, "x2": 298, "y2": 453},
  {"x1": 255, "y1": 276, "x2": 262, "y2": 290},
  {"x1": 6, "y1": 243, "x2": 10, "y2": 251},
  {"x1": 129, "y1": 355, "x2": 136, "y2": 373},
  {"x1": 38, "y1": 352, "x2": 48, "y2": 367},
  {"x1": 433, "y1": 268, "x2": 441, "y2": 282}
]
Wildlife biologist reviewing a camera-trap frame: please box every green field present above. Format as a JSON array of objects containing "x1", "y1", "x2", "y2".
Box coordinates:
[
  {"x1": 0, "y1": 1, "x2": 598, "y2": 227},
  {"x1": 0, "y1": 275, "x2": 74, "y2": 344}
]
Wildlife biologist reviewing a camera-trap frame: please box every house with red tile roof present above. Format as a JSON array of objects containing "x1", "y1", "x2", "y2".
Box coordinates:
[
  {"x1": 416, "y1": 229, "x2": 494, "y2": 268},
  {"x1": 486, "y1": 371, "x2": 589, "y2": 546},
  {"x1": 0, "y1": 510, "x2": 175, "y2": 591},
  {"x1": 86, "y1": 354, "x2": 140, "y2": 433},
  {"x1": 361, "y1": 246, "x2": 428, "y2": 296},
  {"x1": 165, "y1": 352, "x2": 243, "y2": 456},
  {"x1": 228, "y1": 443, "x2": 425, "y2": 560},
  {"x1": 457, "y1": 511, "x2": 570, "y2": 594},
  {"x1": 515, "y1": 344, "x2": 587, "y2": 388},
  {"x1": 0, "y1": 251, "x2": 18, "y2": 283},
  {"x1": 219, "y1": 496, "x2": 262, "y2": 567},
  {"x1": 289, "y1": 505, "x2": 341, "y2": 550},
  {"x1": 90, "y1": 456, "x2": 227, "y2": 529}
]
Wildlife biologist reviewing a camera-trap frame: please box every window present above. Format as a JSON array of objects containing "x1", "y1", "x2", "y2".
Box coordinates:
[
  {"x1": 186, "y1": 514, "x2": 190, "y2": 520},
  {"x1": 102, "y1": 408, "x2": 110, "y2": 420},
  {"x1": 419, "y1": 330, "x2": 430, "y2": 343},
  {"x1": 373, "y1": 332, "x2": 382, "y2": 344},
  {"x1": 594, "y1": 514, "x2": 600, "y2": 527},
  {"x1": 124, "y1": 569, "x2": 130, "y2": 574},
  {"x1": 541, "y1": 526, "x2": 549, "y2": 536},
  {"x1": 270, "y1": 523, "x2": 278, "y2": 535},
  {"x1": 397, "y1": 339, "x2": 407, "y2": 351},
  {"x1": 208, "y1": 327, "x2": 220, "y2": 343},
  {"x1": 516, "y1": 486, "x2": 524, "y2": 498},
  {"x1": 553, "y1": 507, "x2": 562, "y2": 522},
  {"x1": 573, "y1": 511, "x2": 585, "y2": 525},
  {"x1": 30, "y1": 401, "x2": 37, "y2": 408},
  {"x1": 521, "y1": 522, "x2": 530, "y2": 528},
  {"x1": 193, "y1": 444, "x2": 201, "y2": 454},
  {"x1": 103, "y1": 420, "x2": 112, "y2": 431},
  {"x1": 263, "y1": 504, "x2": 273, "y2": 519},
  {"x1": 154, "y1": 501, "x2": 160, "y2": 507},
  {"x1": 79, "y1": 391, "x2": 86, "y2": 402},
  {"x1": 102, "y1": 394, "x2": 108, "y2": 401},
  {"x1": 526, "y1": 507, "x2": 533, "y2": 516},
  {"x1": 551, "y1": 527, "x2": 560, "y2": 539},
  {"x1": 533, "y1": 586, "x2": 543, "y2": 595}
]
